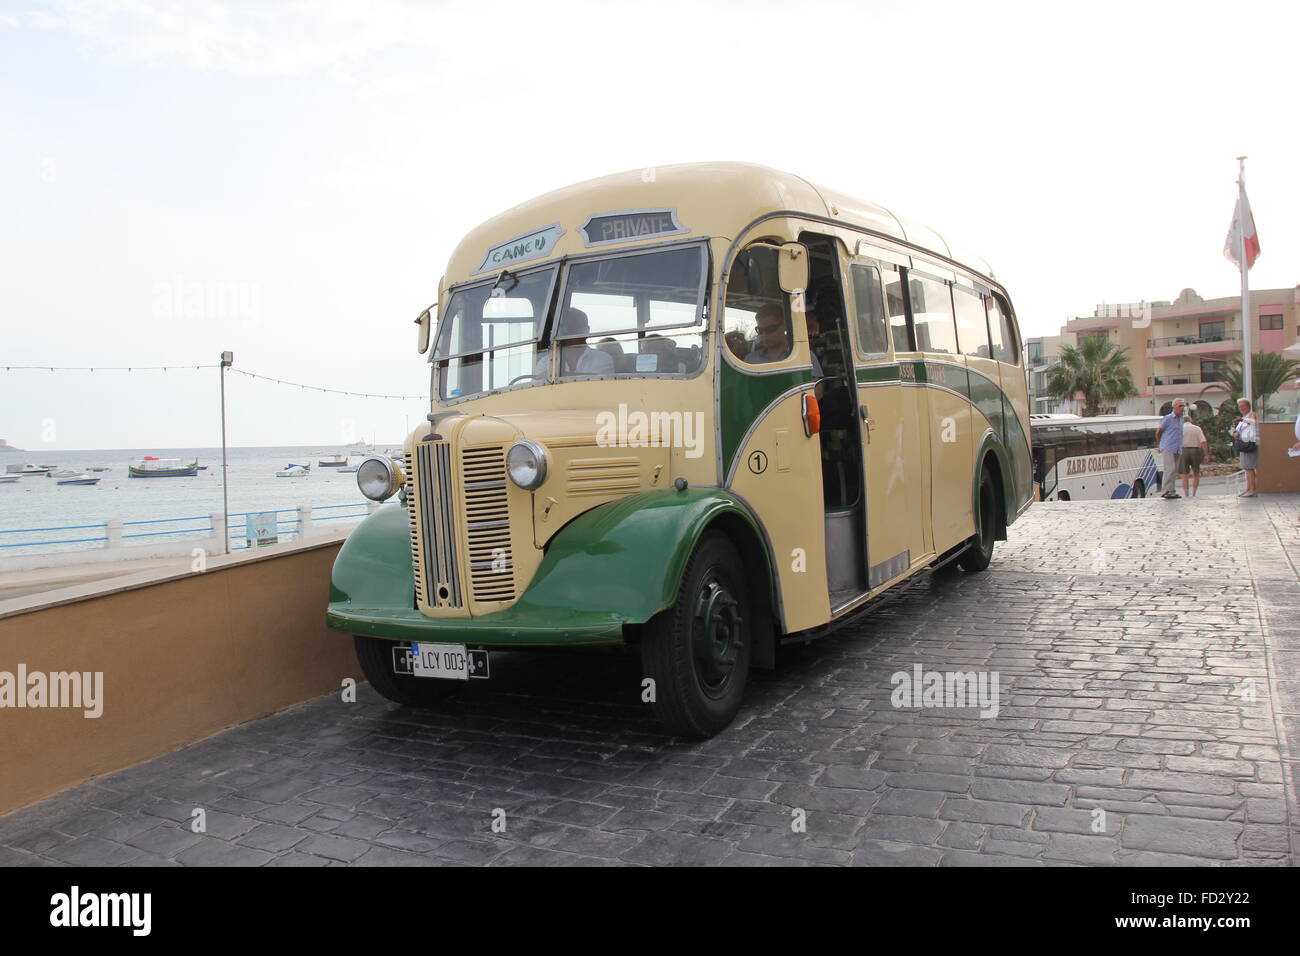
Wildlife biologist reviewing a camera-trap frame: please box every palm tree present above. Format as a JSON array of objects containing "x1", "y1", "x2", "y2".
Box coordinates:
[
  {"x1": 1199, "y1": 351, "x2": 1300, "y2": 416},
  {"x1": 1046, "y1": 335, "x2": 1139, "y2": 417}
]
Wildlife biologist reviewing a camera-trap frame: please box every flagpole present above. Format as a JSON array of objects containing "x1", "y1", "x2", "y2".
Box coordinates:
[{"x1": 1237, "y1": 156, "x2": 1253, "y2": 409}]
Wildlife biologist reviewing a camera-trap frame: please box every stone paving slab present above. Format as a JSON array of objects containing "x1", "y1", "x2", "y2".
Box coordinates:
[{"x1": 1, "y1": 493, "x2": 1297, "y2": 866}]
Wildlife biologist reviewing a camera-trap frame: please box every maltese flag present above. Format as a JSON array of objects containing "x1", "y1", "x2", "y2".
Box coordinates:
[{"x1": 1224, "y1": 186, "x2": 1261, "y2": 270}]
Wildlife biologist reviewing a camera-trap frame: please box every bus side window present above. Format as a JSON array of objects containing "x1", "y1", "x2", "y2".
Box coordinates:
[
  {"x1": 886, "y1": 276, "x2": 912, "y2": 352},
  {"x1": 909, "y1": 273, "x2": 957, "y2": 354},
  {"x1": 724, "y1": 244, "x2": 793, "y2": 365},
  {"x1": 850, "y1": 263, "x2": 890, "y2": 356},
  {"x1": 954, "y1": 287, "x2": 990, "y2": 357},
  {"x1": 986, "y1": 293, "x2": 1019, "y2": 364}
]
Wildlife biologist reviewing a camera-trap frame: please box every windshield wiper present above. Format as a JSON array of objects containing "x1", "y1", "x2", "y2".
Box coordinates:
[{"x1": 488, "y1": 268, "x2": 519, "y2": 297}]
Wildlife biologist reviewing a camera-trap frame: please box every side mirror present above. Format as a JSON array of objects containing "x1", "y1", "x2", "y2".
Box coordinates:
[
  {"x1": 415, "y1": 305, "x2": 433, "y2": 354},
  {"x1": 778, "y1": 242, "x2": 809, "y2": 295}
]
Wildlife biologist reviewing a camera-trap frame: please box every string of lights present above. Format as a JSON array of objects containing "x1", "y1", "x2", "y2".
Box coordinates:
[
  {"x1": 2, "y1": 364, "x2": 219, "y2": 372},
  {"x1": 228, "y1": 368, "x2": 423, "y2": 400},
  {"x1": 1, "y1": 363, "x2": 424, "y2": 400}
]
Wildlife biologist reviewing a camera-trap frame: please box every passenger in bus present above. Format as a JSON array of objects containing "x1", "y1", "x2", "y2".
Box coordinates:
[
  {"x1": 744, "y1": 304, "x2": 792, "y2": 364},
  {"x1": 640, "y1": 334, "x2": 679, "y2": 373},
  {"x1": 534, "y1": 308, "x2": 615, "y2": 377},
  {"x1": 724, "y1": 330, "x2": 749, "y2": 359},
  {"x1": 595, "y1": 337, "x2": 625, "y2": 369}
]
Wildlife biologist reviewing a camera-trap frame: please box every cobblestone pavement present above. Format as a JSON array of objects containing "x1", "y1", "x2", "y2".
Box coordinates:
[{"x1": 2, "y1": 494, "x2": 1298, "y2": 866}]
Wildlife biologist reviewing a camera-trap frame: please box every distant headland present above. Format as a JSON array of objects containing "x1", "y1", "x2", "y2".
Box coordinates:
[{"x1": 0, "y1": 440, "x2": 25, "y2": 451}]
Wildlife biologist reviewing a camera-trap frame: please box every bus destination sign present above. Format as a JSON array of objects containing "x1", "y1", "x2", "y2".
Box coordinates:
[
  {"x1": 474, "y1": 224, "x2": 565, "y2": 274},
  {"x1": 579, "y1": 208, "x2": 688, "y2": 247}
]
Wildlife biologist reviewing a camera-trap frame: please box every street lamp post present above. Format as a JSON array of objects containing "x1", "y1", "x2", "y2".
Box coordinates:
[{"x1": 220, "y1": 350, "x2": 233, "y2": 555}]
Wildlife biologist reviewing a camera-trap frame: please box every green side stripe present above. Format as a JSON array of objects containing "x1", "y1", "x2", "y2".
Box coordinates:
[
  {"x1": 720, "y1": 362, "x2": 809, "y2": 475},
  {"x1": 723, "y1": 358, "x2": 1032, "y2": 518}
]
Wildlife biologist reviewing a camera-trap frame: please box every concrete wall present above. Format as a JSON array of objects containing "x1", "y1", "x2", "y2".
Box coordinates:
[
  {"x1": 0, "y1": 533, "x2": 358, "y2": 816},
  {"x1": 1258, "y1": 422, "x2": 1300, "y2": 494}
]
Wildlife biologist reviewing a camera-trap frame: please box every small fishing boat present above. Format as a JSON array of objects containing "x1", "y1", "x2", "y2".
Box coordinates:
[
  {"x1": 276, "y1": 465, "x2": 309, "y2": 478},
  {"x1": 318, "y1": 454, "x2": 349, "y2": 467},
  {"x1": 338, "y1": 465, "x2": 359, "y2": 473},
  {"x1": 129, "y1": 456, "x2": 199, "y2": 478},
  {"x1": 86, "y1": 465, "x2": 112, "y2": 472},
  {"x1": 13, "y1": 463, "x2": 51, "y2": 475},
  {"x1": 57, "y1": 474, "x2": 101, "y2": 486},
  {"x1": 50, "y1": 469, "x2": 82, "y2": 478},
  {"x1": 0, "y1": 475, "x2": 19, "y2": 484}
]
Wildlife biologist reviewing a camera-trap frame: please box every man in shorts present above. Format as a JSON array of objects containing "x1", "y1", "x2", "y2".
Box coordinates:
[{"x1": 1179, "y1": 407, "x2": 1210, "y2": 497}]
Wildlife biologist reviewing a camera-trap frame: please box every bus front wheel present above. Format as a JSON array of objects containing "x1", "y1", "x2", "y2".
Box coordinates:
[
  {"x1": 1132, "y1": 479, "x2": 1146, "y2": 499},
  {"x1": 959, "y1": 466, "x2": 998, "y2": 573},
  {"x1": 641, "y1": 532, "x2": 752, "y2": 738}
]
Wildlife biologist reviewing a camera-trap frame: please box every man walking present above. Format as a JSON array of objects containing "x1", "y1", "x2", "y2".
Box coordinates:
[
  {"x1": 1179, "y1": 407, "x2": 1210, "y2": 497},
  {"x1": 1155, "y1": 398, "x2": 1186, "y2": 499}
]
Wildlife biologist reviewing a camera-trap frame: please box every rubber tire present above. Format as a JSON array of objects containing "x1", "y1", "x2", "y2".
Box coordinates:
[
  {"x1": 353, "y1": 634, "x2": 461, "y2": 707},
  {"x1": 641, "y1": 532, "x2": 752, "y2": 738},
  {"x1": 1056, "y1": 490, "x2": 1071, "y2": 502},
  {"x1": 1132, "y1": 479, "x2": 1146, "y2": 499},
  {"x1": 958, "y1": 466, "x2": 998, "y2": 573}
]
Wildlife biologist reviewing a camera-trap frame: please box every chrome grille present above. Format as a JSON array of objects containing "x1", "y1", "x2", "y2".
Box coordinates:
[
  {"x1": 415, "y1": 441, "x2": 462, "y2": 608},
  {"x1": 404, "y1": 453, "x2": 422, "y2": 605},
  {"x1": 461, "y1": 446, "x2": 515, "y2": 604}
]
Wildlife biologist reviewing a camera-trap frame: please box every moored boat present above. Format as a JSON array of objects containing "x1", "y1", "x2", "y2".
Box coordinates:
[
  {"x1": 318, "y1": 454, "x2": 349, "y2": 467},
  {"x1": 0, "y1": 475, "x2": 19, "y2": 484},
  {"x1": 57, "y1": 474, "x2": 101, "y2": 486},
  {"x1": 128, "y1": 456, "x2": 199, "y2": 478},
  {"x1": 276, "y1": 465, "x2": 309, "y2": 478}
]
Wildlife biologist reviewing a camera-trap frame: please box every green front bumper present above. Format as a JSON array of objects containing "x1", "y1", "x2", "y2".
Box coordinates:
[
  {"x1": 326, "y1": 603, "x2": 625, "y2": 646},
  {"x1": 326, "y1": 487, "x2": 770, "y2": 648}
]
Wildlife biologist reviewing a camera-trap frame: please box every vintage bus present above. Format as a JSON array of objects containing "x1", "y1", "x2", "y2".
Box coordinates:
[
  {"x1": 326, "y1": 163, "x2": 1033, "y2": 737},
  {"x1": 1031, "y1": 414, "x2": 1161, "y2": 501}
]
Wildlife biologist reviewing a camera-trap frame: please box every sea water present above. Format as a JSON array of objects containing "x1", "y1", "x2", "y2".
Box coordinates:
[{"x1": 0, "y1": 445, "x2": 400, "y2": 563}]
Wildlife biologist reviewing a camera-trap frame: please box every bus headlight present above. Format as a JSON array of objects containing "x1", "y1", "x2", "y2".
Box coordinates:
[
  {"x1": 357, "y1": 455, "x2": 402, "y2": 501},
  {"x1": 506, "y1": 439, "x2": 548, "y2": 490}
]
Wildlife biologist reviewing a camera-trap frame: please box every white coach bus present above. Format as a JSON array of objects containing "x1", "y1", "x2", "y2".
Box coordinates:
[{"x1": 1031, "y1": 414, "x2": 1161, "y2": 501}]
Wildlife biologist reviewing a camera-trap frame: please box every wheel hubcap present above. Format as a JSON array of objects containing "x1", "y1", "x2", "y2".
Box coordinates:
[{"x1": 693, "y1": 577, "x2": 744, "y2": 697}]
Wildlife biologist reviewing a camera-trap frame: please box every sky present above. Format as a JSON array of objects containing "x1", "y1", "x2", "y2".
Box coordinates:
[{"x1": 1, "y1": 0, "x2": 1296, "y2": 450}]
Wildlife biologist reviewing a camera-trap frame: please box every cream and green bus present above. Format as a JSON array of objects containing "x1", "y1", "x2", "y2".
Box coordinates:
[{"x1": 326, "y1": 162, "x2": 1033, "y2": 737}]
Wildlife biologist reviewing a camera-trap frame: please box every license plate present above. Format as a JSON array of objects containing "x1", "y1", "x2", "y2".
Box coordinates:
[{"x1": 409, "y1": 643, "x2": 489, "y2": 680}]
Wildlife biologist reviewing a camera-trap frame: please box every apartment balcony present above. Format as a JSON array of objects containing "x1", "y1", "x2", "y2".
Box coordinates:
[
  {"x1": 1145, "y1": 372, "x2": 1231, "y2": 396},
  {"x1": 1146, "y1": 331, "x2": 1243, "y2": 359}
]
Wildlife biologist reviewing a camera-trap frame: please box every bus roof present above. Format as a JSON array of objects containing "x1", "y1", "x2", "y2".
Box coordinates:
[
  {"x1": 443, "y1": 162, "x2": 998, "y2": 288},
  {"x1": 1031, "y1": 414, "x2": 1162, "y2": 428}
]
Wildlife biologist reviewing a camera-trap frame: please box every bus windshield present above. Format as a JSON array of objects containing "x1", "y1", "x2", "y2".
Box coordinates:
[{"x1": 434, "y1": 243, "x2": 707, "y2": 400}]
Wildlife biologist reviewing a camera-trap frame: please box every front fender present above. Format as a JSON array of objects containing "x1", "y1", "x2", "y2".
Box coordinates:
[
  {"x1": 328, "y1": 503, "x2": 412, "y2": 607},
  {"x1": 520, "y1": 486, "x2": 765, "y2": 625}
]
